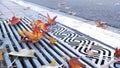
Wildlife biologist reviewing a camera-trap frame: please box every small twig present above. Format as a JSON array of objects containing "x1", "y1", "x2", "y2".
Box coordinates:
[{"x1": 8, "y1": 56, "x2": 18, "y2": 68}]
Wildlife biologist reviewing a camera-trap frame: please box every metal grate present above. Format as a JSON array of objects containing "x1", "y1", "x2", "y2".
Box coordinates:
[{"x1": 0, "y1": 17, "x2": 98, "y2": 68}]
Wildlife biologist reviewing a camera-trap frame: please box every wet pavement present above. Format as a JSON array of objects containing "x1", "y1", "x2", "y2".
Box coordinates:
[{"x1": 25, "y1": 0, "x2": 120, "y2": 29}]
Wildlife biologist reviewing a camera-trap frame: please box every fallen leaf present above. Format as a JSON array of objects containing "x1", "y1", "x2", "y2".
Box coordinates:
[
  {"x1": 36, "y1": 20, "x2": 49, "y2": 32},
  {"x1": 114, "y1": 48, "x2": 120, "y2": 58},
  {"x1": 21, "y1": 30, "x2": 45, "y2": 43},
  {"x1": 86, "y1": 50, "x2": 94, "y2": 57},
  {"x1": 48, "y1": 37, "x2": 57, "y2": 45},
  {"x1": 9, "y1": 49, "x2": 35, "y2": 57},
  {"x1": 96, "y1": 21, "x2": 104, "y2": 27},
  {"x1": 68, "y1": 57, "x2": 85, "y2": 68},
  {"x1": 50, "y1": 60, "x2": 56, "y2": 66},
  {"x1": 9, "y1": 15, "x2": 21, "y2": 25},
  {"x1": 47, "y1": 13, "x2": 57, "y2": 25},
  {"x1": 18, "y1": 30, "x2": 25, "y2": 38},
  {"x1": 0, "y1": 51, "x2": 3, "y2": 60},
  {"x1": 31, "y1": 20, "x2": 48, "y2": 32}
]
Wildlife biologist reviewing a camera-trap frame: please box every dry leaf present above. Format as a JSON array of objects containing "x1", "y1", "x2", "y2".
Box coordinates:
[
  {"x1": 9, "y1": 15, "x2": 21, "y2": 25},
  {"x1": 114, "y1": 48, "x2": 120, "y2": 58},
  {"x1": 21, "y1": 30, "x2": 45, "y2": 43},
  {"x1": 50, "y1": 60, "x2": 56, "y2": 66},
  {"x1": 30, "y1": 20, "x2": 48, "y2": 32},
  {"x1": 9, "y1": 49, "x2": 35, "y2": 57},
  {"x1": 48, "y1": 37, "x2": 57, "y2": 45},
  {"x1": 86, "y1": 50, "x2": 94, "y2": 57},
  {"x1": 96, "y1": 21, "x2": 104, "y2": 27},
  {"x1": 18, "y1": 30, "x2": 25, "y2": 38},
  {"x1": 47, "y1": 13, "x2": 57, "y2": 25},
  {"x1": 0, "y1": 51, "x2": 3, "y2": 60},
  {"x1": 68, "y1": 57, "x2": 85, "y2": 68}
]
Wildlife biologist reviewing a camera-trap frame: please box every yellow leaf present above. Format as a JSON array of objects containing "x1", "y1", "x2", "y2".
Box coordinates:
[
  {"x1": 47, "y1": 13, "x2": 57, "y2": 25},
  {"x1": 0, "y1": 51, "x2": 3, "y2": 60},
  {"x1": 18, "y1": 30, "x2": 25, "y2": 38},
  {"x1": 48, "y1": 37, "x2": 57, "y2": 45},
  {"x1": 86, "y1": 50, "x2": 94, "y2": 57},
  {"x1": 50, "y1": 60, "x2": 56, "y2": 66}
]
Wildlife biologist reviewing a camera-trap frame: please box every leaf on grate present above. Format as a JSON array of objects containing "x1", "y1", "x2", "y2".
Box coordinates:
[
  {"x1": 30, "y1": 20, "x2": 49, "y2": 32},
  {"x1": 9, "y1": 49, "x2": 35, "y2": 57},
  {"x1": 47, "y1": 13, "x2": 57, "y2": 25},
  {"x1": 8, "y1": 14, "x2": 21, "y2": 25},
  {"x1": 86, "y1": 50, "x2": 94, "y2": 57},
  {"x1": 0, "y1": 51, "x2": 3, "y2": 61},
  {"x1": 20, "y1": 30, "x2": 45, "y2": 43},
  {"x1": 18, "y1": 30, "x2": 25, "y2": 38},
  {"x1": 0, "y1": 48, "x2": 7, "y2": 61},
  {"x1": 50, "y1": 60, "x2": 56, "y2": 66},
  {"x1": 48, "y1": 37, "x2": 57, "y2": 45},
  {"x1": 68, "y1": 57, "x2": 86, "y2": 68}
]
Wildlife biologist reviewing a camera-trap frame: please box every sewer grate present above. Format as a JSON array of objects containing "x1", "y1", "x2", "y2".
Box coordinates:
[{"x1": 0, "y1": 18, "x2": 96, "y2": 68}]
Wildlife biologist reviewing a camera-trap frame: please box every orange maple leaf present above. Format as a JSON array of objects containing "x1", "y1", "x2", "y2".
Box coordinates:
[
  {"x1": 96, "y1": 21, "x2": 104, "y2": 27},
  {"x1": 31, "y1": 20, "x2": 49, "y2": 32},
  {"x1": 68, "y1": 57, "x2": 86, "y2": 68},
  {"x1": 9, "y1": 15, "x2": 21, "y2": 25},
  {"x1": 48, "y1": 37, "x2": 57, "y2": 45},
  {"x1": 114, "y1": 48, "x2": 120, "y2": 58},
  {"x1": 18, "y1": 30, "x2": 25, "y2": 38},
  {"x1": 47, "y1": 13, "x2": 57, "y2": 25},
  {"x1": 36, "y1": 20, "x2": 49, "y2": 32},
  {"x1": 20, "y1": 30, "x2": 45, "y2": 43}
]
